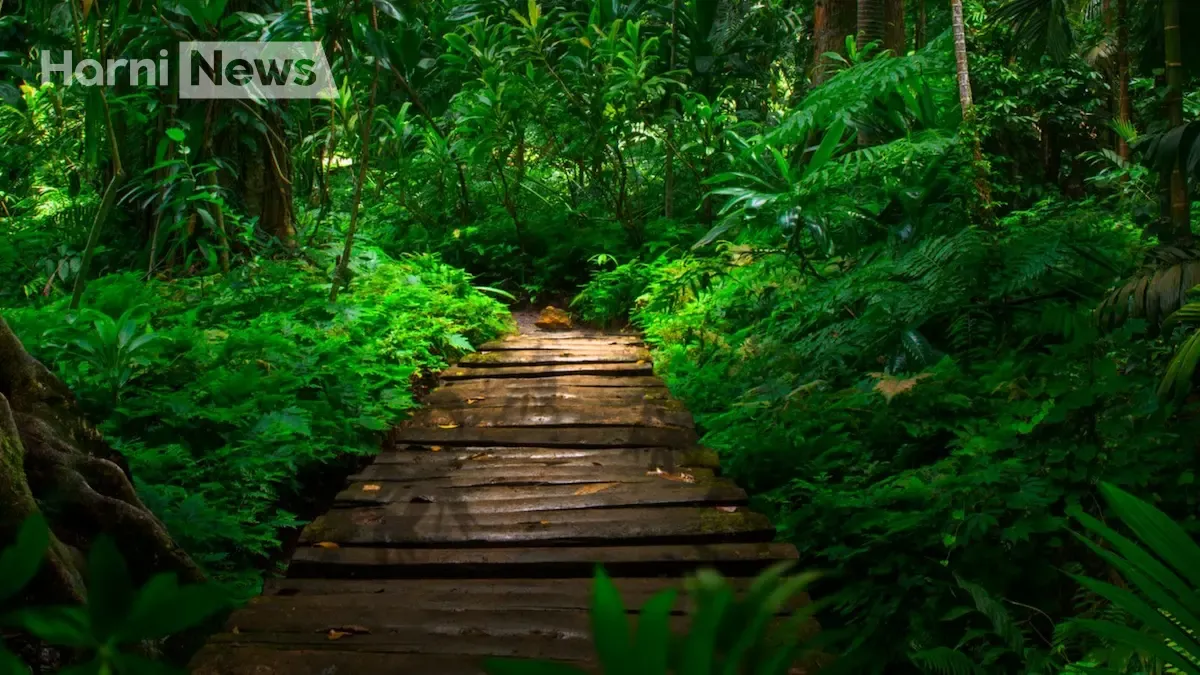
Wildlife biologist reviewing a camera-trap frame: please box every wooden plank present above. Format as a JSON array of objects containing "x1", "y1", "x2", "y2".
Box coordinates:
[
  {"x1": 442, "y1": 362, "x2": 654, "y2": 380},
  {"x1": 460, "y1": 348, "x2": 650, "y2": 366},
  {"x1": 350, "y1": 463, "x2": 714, "y2": 485},
  {"x1": 347, "y1": 455, "x2": 717, "y2": 480},
  {"x1": 298, "y1": 506, "x2": 774, "y2": 547},
  {"x1": 371, "y1": 446, "x2": 720, "y2": 469},
  {"x1": 201, "y1": 633, "x2": 596, "y2": 662},
  {"x1": 334, "y1": 482, "x2": 747, "y2": 513},
  {"x1": 481, "y1": 335, "x2": 643, "y2": 349},
  {"x1": 287, "y1": 542, "x2": 799, "y2": 578},
  {"x1": 390, "y1": 425, "x2": 696, "y2": 448},
  {"x1": 403, "y1": 405, "x2": 693, "y2": 430},
  {"x1": 257, "y1": 578, "x2": 811, "y2": 615},
  {"x1": 439, "y1": 375, "x2": 665, "y2": 388},
  {"x1": 424, "y1": 387, "x2": 682, "y2": 409},
  {"x1": 224, "y1": 603, "x2": 603, "y2": 637},
  {"x1": 261, "y1": 576, "x2": 767, "y2": 603},
  {"x1": 190, "y1": 646, "x2": 539, "y2": 675}
]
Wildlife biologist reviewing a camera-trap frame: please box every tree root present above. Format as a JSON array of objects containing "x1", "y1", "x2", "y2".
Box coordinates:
[{"x1": 0, "y1": 316, "x2": 201, "y2": 607}]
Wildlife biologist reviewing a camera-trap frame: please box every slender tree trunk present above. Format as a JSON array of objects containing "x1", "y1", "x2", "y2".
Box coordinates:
[
  {"x1": 1163, "y1": 0, "x2": 1190, "y2": 240},
  {"x1": 330, "y1": 31, "x2": 381, "y2": 301},
  {"x1": 813, "y1": 0, "x2": 856, "y2": 84},
  {"x1": 665, "y1": 0, "x2": 679, "y2": 218},
  {"x1": 884, "y1": 0, "x2": 905, "y2": 54},
  {"x1": 857, "y1": 0, "x2": 886, "y2": 51},
  {"x1": 950, "y1": 0, "x2": 992, "y2": 215},
  {"x1": 70, "y1": 89, "x2": 124, "y2": 310},
  {"x1": 915, "y1": 0, "x2": 926, "y2": 49},
  {"x1": 1116, "y1": 0, "x2": 1131, "y2": 161}
]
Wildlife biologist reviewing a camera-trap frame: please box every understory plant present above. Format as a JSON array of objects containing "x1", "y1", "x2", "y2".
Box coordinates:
[{"x1": 2, "y1": 247, "x2": 511, "y2": 594}]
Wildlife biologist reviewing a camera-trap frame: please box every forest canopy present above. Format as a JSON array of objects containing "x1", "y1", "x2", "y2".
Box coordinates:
[{"x1": 3, "y1": 0, "x2": 1200, "y2": 672}]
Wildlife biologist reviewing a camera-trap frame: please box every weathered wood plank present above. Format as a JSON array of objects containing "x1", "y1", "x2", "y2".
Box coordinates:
[
  {"x1": 287, "y1": 542, "x2": 799, "y2": 578},
  {"x1": 460, "y1": 348, "x2": 650, "y2": 366},
  {"x1": 370, "y1": 446, "x2": 720, "y2": 470},
  {"x1": 390, "y1": 425, "x2": 696, "y2": 448},
  {"x1": 403, "y1": 404, "x2": 693, "y2": 430},
  {"x1": 191, "y1": 646, "x2": 543, "y2": 675},
  {"x1": 256, "y1": 577, "x2": 811, "y2": 615},
  {"x1": 346, "y1": 454, "x2": 718, "y2": 480},
  {"x1": 350, "y1": 463, "x2": 714, "y2": 485},
  {"x1": 333, "y1": 482, "x2": 746, "y2": 513},
  {"x1": 298, "y1": 506, "x2": 774, "y2": 547},
  {"x1": 201, "y1": 633, "x2": 597, "y2": 663},
  {"x1": 481, "y1": 335, "x2": 643, "y2": 349},
  {"x1": 424, "y1": 387, "x2": 682, "y2": 409},
  {"x1": 439, "y1": 375, "x2": 665, "y2": 388},
  {"x1": 442, "y1": 362, "x2": 654, "y2": 380}
]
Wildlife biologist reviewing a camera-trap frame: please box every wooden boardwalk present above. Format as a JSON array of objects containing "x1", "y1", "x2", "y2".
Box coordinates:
[{"x1": 190, "y1": 325, "x2": 800, "y2": 674}]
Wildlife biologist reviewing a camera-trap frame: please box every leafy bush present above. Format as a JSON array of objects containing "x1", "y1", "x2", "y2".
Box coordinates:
[
  {"x1": 3, "y1": 248, "x2": 512, "y2": 594},
  {"x1": 626, "y1": 199, "x2": 1200, "y2": 672}
]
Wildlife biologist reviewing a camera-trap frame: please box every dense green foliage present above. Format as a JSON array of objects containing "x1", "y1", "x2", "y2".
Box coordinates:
[
  {"x1": 4, "y1": 0, "x2": 1200, "y2": 671},
  {"x1": 4, "y1": 249, "x2": 511, "y2": 594}
]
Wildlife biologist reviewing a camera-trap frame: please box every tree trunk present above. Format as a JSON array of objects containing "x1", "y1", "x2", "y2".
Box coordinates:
[
  {"x1": 915, "y1": 0, "x2": 926, "y2": 49},
  {"x1": 813, "y1": 0, "x2": 856, "y2": 84},
  {"x1": 951, "y1": 0, "x2": 972, "y2": 112},
  {"x1": 857, "y1": 0, "x2": 886, "y2": 51},
  {"x1": 1163, "y1": 0, "x2": 1191, "y2": 240},
  {"x1": 884, "y1": 0, "x2": 905, "y2": 54},
  {"x1": 1117, "y1": 0, "x2": 1130, "y2": 161},
  {"x1": 951, "y1": 0, "x2": 992, "y2": 215},
  {"x1": 0, "y1": 317, "x2": 202, "y2": 607},
  {"x1": 242, "y1": 111, "x2": 295, "y2": 247}
]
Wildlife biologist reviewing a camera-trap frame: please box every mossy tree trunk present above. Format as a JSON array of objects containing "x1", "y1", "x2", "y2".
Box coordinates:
[{"x1": 0, "y1": 317, "x2": 201, "y2": 605}]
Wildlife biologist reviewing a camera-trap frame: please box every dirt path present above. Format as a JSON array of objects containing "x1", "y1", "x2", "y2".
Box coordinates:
[{"x1": 189, "y1": 321, "x2": 800, "y2": 674}]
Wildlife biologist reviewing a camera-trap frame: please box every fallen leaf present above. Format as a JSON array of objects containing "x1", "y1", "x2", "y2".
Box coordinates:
[
  {"x1": 438, "y1": 423, "x2": 459, "y2": 429},
  {"x1": 646, "y1": 467, "x2": 695, "y2": 483},
  {"x1": 362, "y1": 484, "x2": 382, "y2": 492},
  {"x1": 869, "y1": 372, "x2": 932, "y2": 403},
  {"x1": 323, "y1": 625, "x2": 371, "y2": 640},
  {"x1": 231, "y1": 626, "x2": 240, "y2": 634},
  {"x1": 715, "y1": 506, "x2": 738, "y2": 513},
  {"x1": 430, "y1": 445, "x2": 442, "y2": 452},
  {"x1": 539, "y1": 520, "x2": 551, "y2": 526},
  {"x1": 466, "y1": 397, "x2": 485, "y2": 404},
  {"x1": 636, "y1": 359, "x2": 647, "y2": 366},
  {"x1": 466, "y1": 452, "x2": 492, "y2": 461},
  {"x1": 313, "y1": 541, "x2": 339, "y2": 549},
  {"x1": 574, "y1": 482, "x2": 618, "y2": 496},
  {"x1": 324, "y1": 625, "x2": 370, "y2": 635}
]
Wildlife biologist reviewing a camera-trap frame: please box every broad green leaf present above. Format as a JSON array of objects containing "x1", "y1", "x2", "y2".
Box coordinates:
[
  {"x1": 119, "y1": 576, "x2": 228, "y2": 641},
  {"x1": 633, "y1": 589, "x2": 677, "y2": 675},
  {"x1": 590, "y1": 566, "x2": 631, "y2": 674},
  {"x1": 9, "y1": 606, "x2": 92, "y2": 647},
  {"x1": 0, "y1": 514, "x2": 50, "y2": 602},
  {"x1": 87, "y1": 536, "x2": 134, "y2": 641}
]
